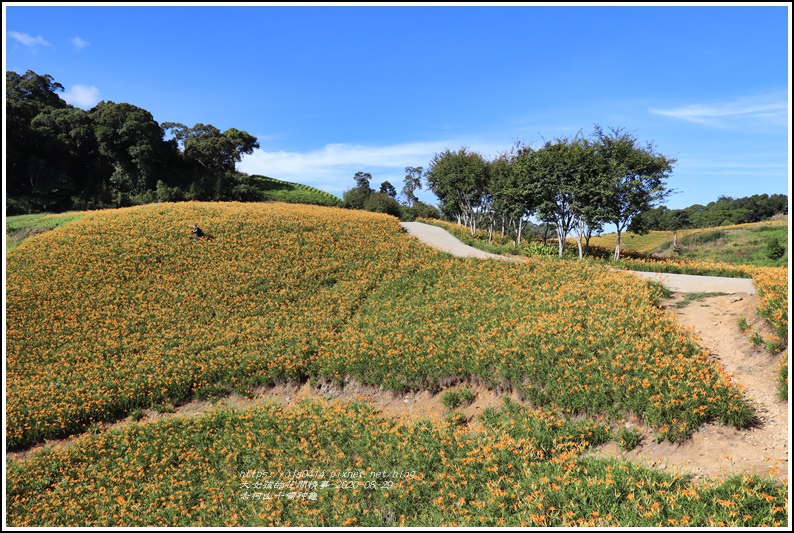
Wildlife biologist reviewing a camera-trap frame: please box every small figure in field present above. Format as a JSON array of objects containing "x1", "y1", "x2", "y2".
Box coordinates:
[{"x1": 191, "y1": 224, "x2": 205, "y2": 239}]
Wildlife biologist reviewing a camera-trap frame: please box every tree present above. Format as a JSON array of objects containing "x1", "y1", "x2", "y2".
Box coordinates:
[
  {"x1": 30, "y1": 106, "x2": 104, "y2": 210},
  {"x1": 161, "y1": 122, "x2": 259, "y2": 201},
  {"x1": 363, "y1": 192, "x2": 402, "y2": 218},
  {"x1": 489, "y1": 147, "x2": 535, "y2": 246},
  {"x1": 402, "y1": 166, "x2": 423, "y2": 208},
  {"x1": 379, "y1": 180, "x2": 397, "y2": 198},
  {"x1": 515, "y1": 136, "x2": 589, "y2": 257},
  {"x1": 162, "y1": 122, "x2": 259, "y2": 175},
  {"x1": 91, "y1": 101, "x2": 171, "y2": 201},
  {"x1": 6, "y1": 70, "x2": 71, "y2": 213},
  {"x1": 341, "y1": 171, "x2": 376, "y2": 210},
  {"x1": 352, "y1": 171, "x2": 373, "y2": 192},
  {"x1": 426, "y1": 148, "x2": 489, "y2": 234},
  {"x1": 591, "y1": 125, "x2": 676, "y2": 260}
]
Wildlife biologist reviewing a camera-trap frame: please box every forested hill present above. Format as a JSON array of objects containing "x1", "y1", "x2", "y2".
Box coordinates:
[
  {"x1": 6, "y1": 69, "x2": 339, "y2": 215},
  {"x1": 631, "y1": 194, "x2": 788, "y2": 231}
]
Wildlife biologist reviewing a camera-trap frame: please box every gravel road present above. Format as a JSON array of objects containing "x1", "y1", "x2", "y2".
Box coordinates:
[{"x1": 400, "y1": 221, "x2": 757, "y2": 295}]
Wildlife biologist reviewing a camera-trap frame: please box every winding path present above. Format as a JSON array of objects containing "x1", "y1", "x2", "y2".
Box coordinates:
[
  {"x1": 401, "y1": 221, "x2": 786, "y2": 484},
  {"x1": 401, "y1": 221, "x2": 757, "y2": 294}
]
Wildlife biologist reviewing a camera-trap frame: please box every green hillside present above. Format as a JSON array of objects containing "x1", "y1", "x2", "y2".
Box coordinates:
[
  {"x1": 251, "y1": 175, "x2": 341, "y2": 206},
  {"x1": 587, "y1": 219, "x2": 789, "y2": 267}
]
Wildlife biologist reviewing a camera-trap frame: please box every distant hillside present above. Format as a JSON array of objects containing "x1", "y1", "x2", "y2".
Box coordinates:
[
  {"x1": 251, "y1": 175, "x2": 340, "y2": 206},
  {"x1": 634, "y1": 193, "x2": 788, "y2": 230},
  {"x1": 588, "y1": 219, "x2": 789, "y2": 267}
]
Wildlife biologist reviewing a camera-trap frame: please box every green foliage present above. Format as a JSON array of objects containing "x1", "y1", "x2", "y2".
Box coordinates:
[
  {"x1": 6, "y1": 212, "x2": 87, "y2": 251},
  {"x1": 674, "y1": 292, "x2": 726, "y2": 309},
  {"x1": 251, "y1": 175, "x2": 340, "y2": 206},
  {"x1": 400, "y1": 200, "x2": 440, "y2": 222},
  {"x1": 342, "y1": 186, "x2": 371, "y2": 210},
  {"x1": 615, "y1": 427, "x2": 643, "y2": 451},
  {"x1": 680, "y1": 229, "x2": 726, "y2": 246},
  {"x1": 749, "y1": 332, "x2": 764, "y2": 347},
  {"x1": 458, "y1": 388, "x2": 477, "y2": 405},
  {"x1": 363, "y1": 192, "x2": 403, "y2": 218},
  {"x1": 526, "y1": 241, "x2": 558, "y2": 257},
  {"x1": 151, "y1": 402, "x2": 176, "y2": 414},
  {"x1": 738, "y1": 317, "x2": 750, "y2": 332},
  {"x1": 640, "y1": 193, "x2": 788, "y2": 231},
  {"x1": 765, "y1": 237, "x2": 785, "y2": 260},
  {"x1": 765, "y1": 339, "x2": 784, "y2": 355},
  {"x1": 6, "y1": 69, "x2": 268, "y2": 214},
  {"x1": 444, "y1": 411, "x2": 468, "y2": 427},
  {"x1": 440, "y1": 387, "x2": 476, "y2": 410}
]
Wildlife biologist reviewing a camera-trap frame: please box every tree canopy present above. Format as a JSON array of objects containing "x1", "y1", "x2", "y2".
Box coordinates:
[
  {"x1": 425, "y1": 126, "x2": 679, "y2": 259},
  {"x1": 6, "y1": 69, "x2": 260, "y2": 214}
]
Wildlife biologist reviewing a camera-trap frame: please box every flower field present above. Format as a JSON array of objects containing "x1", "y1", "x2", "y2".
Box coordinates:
[
  {"x1": 5, "y1": 201, "x2": 788, "y2": 526},
  {"x1": 6, "y1": 399, "x2": 787, "y2": 527},
  {"x1": 6, "y1": 202, "x2": 416, "y2": 448}
]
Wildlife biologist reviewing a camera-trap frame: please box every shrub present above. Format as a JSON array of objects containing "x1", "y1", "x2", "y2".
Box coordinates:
[
  {"x1": 680, "y1": 230, "x2": 725, "y2": 246},
  {"x1": 615, "y1": 427, "x2": 643, "y2": 451},
  {"x1": 151, "y1": 402, "x2": 175, "y2": 414},
  {"x1": 766, "y1": 237, "x2": 785, "y2": 260},
  {"x1": 441, "y1": 390, "x2": 462, "y2": 409},
  {"x1": 362, "y1": 192, "x2": 403, "y2": 218}
]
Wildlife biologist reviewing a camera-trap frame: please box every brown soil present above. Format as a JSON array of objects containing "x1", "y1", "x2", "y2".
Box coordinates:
[
  {"x1": 589, "y1": 292, "x2": 789, "y2": 484},
  {"x1": 8, "y1": 295, "x2": 789, "y2": 487}
]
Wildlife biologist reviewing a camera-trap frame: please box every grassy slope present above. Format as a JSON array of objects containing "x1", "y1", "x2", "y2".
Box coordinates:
[
  {"x1": 251, "y1": 175, "x2": 341, "y2": 206},
  {"x1": 5, "y1": 202, "x2": 788, "y2": 526},
  {"x1": 5, "y1": 211, "x2": 88, "y2": 251},
  {"x1": 587, "y1": 220, "x2": 789, "y2": 267}
]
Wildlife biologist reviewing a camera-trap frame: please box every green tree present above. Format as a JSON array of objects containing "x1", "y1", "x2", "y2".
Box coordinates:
[
  {"x1": 489, "y1": 148, "x2": 535, "y2": 246},
  {"x1": 162, "y1": 122, "x2": 259, "y2": 201},
  {"x1": 91, "y1": 101, "x2": 171, "y2": 202},
  {"x1": 352, "y1": 171, "x2": 374, "y2": 192},
  {"x1": 6, "y1": 70, "x2": 71, "y2": 213},
  {"x1": 402, "y1": 166, "x2": 424, "y2": 208},
  {"x1": 379, "y1": 180, "x2": 397, "y2": 198},
  {"x1": 591, "y1": 125, "x2": 676, "y2": 260},
  {"x1": 30, "y1": 106, "x2": 106, "y2": 210},
  {"x1": 426, "y1": 148, "x2": 489, "y2": 234},
  {"x1": 342, "y1": 171, "x2": 375, "y2": 210},
  {"x1": 363, "y1": 192, "x2": 403, "y2": 218},
  {"x1": 515, "y1": 136, "x2": 588, "y2": 257},
  {"x1": 163, "y1": 122, "x2": 259, "y2": 176}
]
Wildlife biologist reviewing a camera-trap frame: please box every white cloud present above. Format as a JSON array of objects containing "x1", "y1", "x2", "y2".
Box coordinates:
[
  {"x1": 649, "y1": 93, "x2": 788, "y2": 129},
  {"x1": 10, "y1": 31, "x2": 51, "y2": 48},
  {"x1": 62, "y1": 85, "x2": 101, "y2": 109},
  {"x1": 238, "y1": 139, "x2": 506, "y2": 199},
  {"x1": 71, "y1": 36, "x2": 90, "y2": 50}
]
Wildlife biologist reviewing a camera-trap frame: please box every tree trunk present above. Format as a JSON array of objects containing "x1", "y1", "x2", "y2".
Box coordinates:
[
  {"x1": 556, "y1": 223, "x2": 565, "y2": 258},
  {"x1": 516, "y1": 217, "x2": 523, "y2": 246},
  {"x1": 614, "y1": 230, "x2": 622, "y2": 261}
]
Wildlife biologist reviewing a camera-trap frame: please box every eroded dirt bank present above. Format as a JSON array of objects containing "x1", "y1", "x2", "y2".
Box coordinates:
[{"x1": 590, "y1": 292, "x2": 788, "y2": 484}]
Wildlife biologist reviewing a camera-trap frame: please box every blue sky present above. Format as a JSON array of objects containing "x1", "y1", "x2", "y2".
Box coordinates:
[{"x1": 3, "y1": 3, "x2": 791, "y2": 210}]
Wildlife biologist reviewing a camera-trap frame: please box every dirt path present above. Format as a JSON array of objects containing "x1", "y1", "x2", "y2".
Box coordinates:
[
  {"x1": 591, "y1": 292, "x2": 789, "y2": 483},
  {"x1": 400, "y1": 222, "x2": 788, "y2": 483}
]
